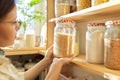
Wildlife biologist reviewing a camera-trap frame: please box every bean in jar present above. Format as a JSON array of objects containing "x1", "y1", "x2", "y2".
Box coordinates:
[
  {"x1": 54, "y1": 19, "x2": 79, "y2": 57},
  {"x1": 104, "y1": 20, "x2": 120, "y2": 70}
]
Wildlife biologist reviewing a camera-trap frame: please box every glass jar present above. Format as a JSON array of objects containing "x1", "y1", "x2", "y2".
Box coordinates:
[
  {"x1": 55, "y1": 0, "x2": 70, "y2": 17},
  {"x1": 86, "y1": 23, "x2": 105, "y2": 63},
  {"x1": 92, "y1": 0, "x2": 109, "y2": 6},
  {"x1": 25, "y1": 26, "x2": 36, "y2": 48},
  {"x1": 76, "y1": 0, "x2": 91, "y2": 11},
  {"x1": 54, "y1": 19, "x2": 79, "y2": 57},
  {"x1": 104, "y1": 20, "x2": 120, "y2": 70},
  {"x1": 70, "y1": 0, "x2": 76, "y2": 13}
]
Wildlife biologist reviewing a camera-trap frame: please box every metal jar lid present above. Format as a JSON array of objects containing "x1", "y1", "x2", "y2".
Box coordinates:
[
  {"x1": 87, "y1": 23, "x2": 105, "y2": 27},
  {"x1": 105, "y1": 20, "x2": 120, "y2": 25},
  {"x1": 56, "y1": 18, "x2": 76, "y2": 24}
]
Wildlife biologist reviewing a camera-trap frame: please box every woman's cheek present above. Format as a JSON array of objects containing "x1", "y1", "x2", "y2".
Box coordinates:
[{"x1": 6, "y1": 28, "x2": 16, "y2": 45}]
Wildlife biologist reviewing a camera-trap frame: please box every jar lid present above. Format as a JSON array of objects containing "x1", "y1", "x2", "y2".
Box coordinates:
[
  {"x1": 87, "y1": 23, "x2": 105, "y2": 27},
  {"x1": 105, "y1": 20, "x2": 120, "y2": 25},
  {"x1": 56, "y1": 18, "x2": 76, "y2": 24}
]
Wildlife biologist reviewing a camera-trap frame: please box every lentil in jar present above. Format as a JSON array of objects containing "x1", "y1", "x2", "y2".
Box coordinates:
[{"x1": 104, "y1": 20, "x2": 120, "y2": 70}]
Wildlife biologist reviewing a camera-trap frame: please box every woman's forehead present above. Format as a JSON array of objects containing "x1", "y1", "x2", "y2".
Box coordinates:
[{"x1": 3, "y1": 6, "x2": 17, "y2": 21}]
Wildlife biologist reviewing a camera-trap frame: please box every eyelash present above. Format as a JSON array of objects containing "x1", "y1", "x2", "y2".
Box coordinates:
[{"x1": 12, "y1": 21, "x2": 18, "y2": 24}]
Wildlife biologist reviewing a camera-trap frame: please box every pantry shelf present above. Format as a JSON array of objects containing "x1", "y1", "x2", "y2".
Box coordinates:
[
  {"x1": 50, "y1": 1, "x2": 120, "y2": 22},
  {"x1": 2, "y1": 47, "x2": 46, "y2": 56},
  {"x1": 72, "y1": 54, "x2": 120, "y2": 79}
]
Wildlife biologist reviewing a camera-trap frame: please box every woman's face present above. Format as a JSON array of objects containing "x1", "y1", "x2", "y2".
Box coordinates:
[{"x1": 0, "y1": 6, "x2": 19, "y2": 47}]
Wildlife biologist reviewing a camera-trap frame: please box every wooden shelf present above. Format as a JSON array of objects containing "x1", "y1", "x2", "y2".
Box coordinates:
[
  {"x1": 2, "y1": 47, "x2": 46, "y2": 56},
  {"x1": 50, "y1": 1, "x2": 120, "y2": 22},
  {"x1": 72, "y1": 54, "x2": 120, "y2": 79}
]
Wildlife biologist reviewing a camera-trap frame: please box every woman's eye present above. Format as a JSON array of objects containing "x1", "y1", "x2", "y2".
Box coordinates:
[{"x1": 13, "y1": 21, "x2": 17, "y2": 24}]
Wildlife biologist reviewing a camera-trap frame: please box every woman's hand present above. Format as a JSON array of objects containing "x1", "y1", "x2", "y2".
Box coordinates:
[
  {"x1": 52, "y1": 55, "x2": 75, "y2": 66},
  {"x1": 45, "y1": 56, "x2": 75, "y2": 80},
  {"x1": 44, "y1": 45, "x2": 54, "y2": 62}
]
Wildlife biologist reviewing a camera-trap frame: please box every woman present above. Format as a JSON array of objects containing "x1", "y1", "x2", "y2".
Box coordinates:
[{"x1": 0, "y1": 0, "x2": 74, "y2": 80}]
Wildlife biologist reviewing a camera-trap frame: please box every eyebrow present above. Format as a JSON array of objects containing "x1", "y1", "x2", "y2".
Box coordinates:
[{"x1": 12, "y1": 16, "x2": 17, "y2": 21}]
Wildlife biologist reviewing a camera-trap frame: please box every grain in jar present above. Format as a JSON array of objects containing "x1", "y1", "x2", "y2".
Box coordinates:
[
  {"x1": 55, "y1": 0, "x2": 70, "y2": 17},
  {"x1": 86, "y1": 23, "x2": 105, "y2": 63},
  {"x1": 54, "y1": 19, "x2": 79, "y2": 57},
  {"x1": 92, "y1": 0, "x2": 109, "y2": 6},
  {"x1": 76, "y1": 0, "x2": 91, "y2": 11},
  {"x1": 104, "y1": 20, "x2": 120, "y2": 70}
]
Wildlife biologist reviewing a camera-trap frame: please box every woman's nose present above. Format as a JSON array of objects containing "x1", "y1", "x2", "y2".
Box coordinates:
[{"x1": 15, "y1": 22, "x2": 20, "y2": 31}]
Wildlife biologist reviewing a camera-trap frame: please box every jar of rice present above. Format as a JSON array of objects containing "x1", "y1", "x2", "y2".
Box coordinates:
[{"x1": 54, "y1": 19, "x2": 79, "y2": 57}]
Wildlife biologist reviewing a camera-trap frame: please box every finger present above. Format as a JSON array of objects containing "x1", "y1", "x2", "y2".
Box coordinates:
[{"x1": 46, "y1": 45, "x2": 53, "y2": 53}]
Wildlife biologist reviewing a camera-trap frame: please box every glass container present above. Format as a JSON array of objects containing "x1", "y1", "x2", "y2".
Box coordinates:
[
  {"x1": 54, "y1": 19, "x2": 79, "y2": 57},
  {"x1": 92, "y1": 0, "x2": 109, "y2": 6},
  {"x1": 55, "y1": 0, "x2": 70, "y2": 17},
  {"x1": 76, "y1": 0, "x2": 91, "y2": 11},
  {"x1": 70, "y1": 0, "x2": 76, "y2": 13},
  {"x1": 86, "y1": 23, "x2": 105, "y2": 63},
  {"x1": 104, "y1": 20, "x2": 120, "y2": 70},
  {"x1": 25, "y1": 26, "x2": 36, "y2": 48}
]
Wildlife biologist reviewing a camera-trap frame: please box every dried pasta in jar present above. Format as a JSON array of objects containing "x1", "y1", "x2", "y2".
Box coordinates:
[
  {"x1": 92, "y1": 0, "x2": 109, "y2": 6},
  {"x1": 76, "y1": 0, "x2": 91, "y2": 11}
]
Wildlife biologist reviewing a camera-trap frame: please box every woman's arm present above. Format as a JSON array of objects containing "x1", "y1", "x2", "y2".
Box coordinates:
[
  {"x1": 45, "y1": 57, "x2": 74, "y2": 80},
  {"x1": 25, "y1": 45, "x2": 54, "y2": 80},
  {"x1": 25, "y1": 58, "x2": 52, "y2": 80}
]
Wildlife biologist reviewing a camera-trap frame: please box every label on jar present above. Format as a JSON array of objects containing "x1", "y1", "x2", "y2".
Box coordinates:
[{"x1": 54, "y1": 32, "x2": 73, "y2": 57}]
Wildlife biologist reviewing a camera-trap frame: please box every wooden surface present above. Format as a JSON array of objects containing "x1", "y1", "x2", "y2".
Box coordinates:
[
  {"x1": 47, "y1": 0, "x2": 120, "y2": 79},
  {"x1": 2, "y1": 47, "x2": 46, "y2": 56},
  {"x1": 46, "y1": 0, "x2": 55, "y2": 49},
  {"x1": 50, "y1": 1, "x2": 120, "y2": 22},
  {"x1": 72, "y1": 54, "x2": 120, "y2": 79}
]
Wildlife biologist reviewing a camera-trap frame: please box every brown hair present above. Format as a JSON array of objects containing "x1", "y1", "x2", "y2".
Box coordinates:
[{"x1": 0, "y1": 0, "x2": 15, "y2": 19}]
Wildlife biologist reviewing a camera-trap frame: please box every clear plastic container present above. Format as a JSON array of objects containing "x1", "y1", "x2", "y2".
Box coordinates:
[
  {"x1": 55, "y1": 0, "x2": 70, "y2": 17},
  {"x1": 92, "y1": 0, "x2": 109, "y2": 6},
  {"x1": 86, "y1": 23, "x2": 105, "y2": 63},
  {"x1": 104, "y1": 20, "x2": 120, "y2": 70},
  {"x1": 76, "y1": 0, "x2": 91, "y2": 11},
  {"x1": 54, "y1": 19, "x2": 79, "y2": 57}
]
